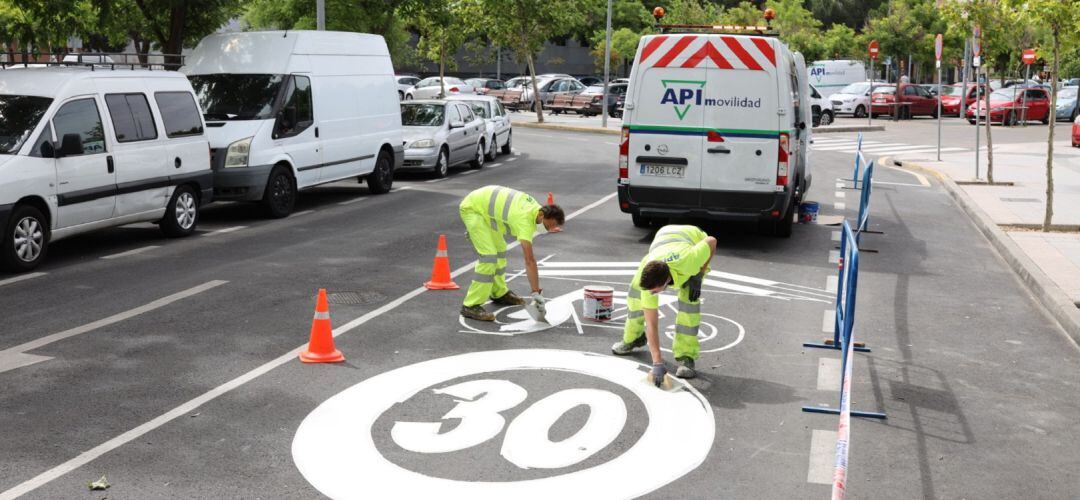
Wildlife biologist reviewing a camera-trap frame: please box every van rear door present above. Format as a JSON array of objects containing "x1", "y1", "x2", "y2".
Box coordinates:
[
  {"x1": 698, "y1": 35, "x2": 781, "y2": 200},
  {"x1": 626, "y1": 34, "x2": 706, "y2": 203}
]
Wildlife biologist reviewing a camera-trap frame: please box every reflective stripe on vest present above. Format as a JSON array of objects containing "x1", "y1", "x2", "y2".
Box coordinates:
[{"x1": 486, "y1": 187, "x2": 521, "y2": 235}]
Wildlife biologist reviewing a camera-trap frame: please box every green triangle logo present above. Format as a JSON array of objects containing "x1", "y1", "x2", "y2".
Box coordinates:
[{"x1": 674, "y1": 105, "x2": 691, "y2": 120}]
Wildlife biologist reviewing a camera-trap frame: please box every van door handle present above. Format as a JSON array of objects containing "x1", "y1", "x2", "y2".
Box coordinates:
[
  {"x1": 106, "y1": 155, "x2": 114, "y2": 173},
  {"x1": 707, "y1": 146, "x2": 730, "y2": 154},
  {"x1": 315, "y1": 127, "x2": 319, "y2": 138},
  {"x1": 174, "y1": 157, "x2": 182, "y2": 168}
]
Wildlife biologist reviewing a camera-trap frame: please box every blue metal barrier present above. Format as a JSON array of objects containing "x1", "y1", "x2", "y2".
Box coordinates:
[
  {"x1": 843, "y1": 133, "x2": 864, "y2": 189},
  {"x1": 803, "y1": 221, "x2": 886, "y2": 419},
  {"x1": 855, "y1": 160, "x2": 874, "y2": 240}
]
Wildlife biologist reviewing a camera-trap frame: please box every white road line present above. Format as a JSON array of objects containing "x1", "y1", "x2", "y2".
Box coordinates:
[
  {"x1": 460, "y1": 170, "x2": 477, "y2": 175},
  {"x1": 0, "y1": 192, "x2": 619, "y2": 500},
  {"x1": 202, "y1": 226, "x2": 247, "y2": 236},
  {"x1": 807, "y1": 429, "x2": 839, "y2": 484},
  {"x1": 393, "y1": 186, "x2": 414, "y2": 192},
  {"x1": 292, "y1": 210, "x2": 315, "y2": 217},
  {"x1": 822, "y1": 309, "x2": 835, "y2": 333},
  {"x1": 818, "y1": 143, "x2": 905, "y2": 152},
  {"x1": 506, "y1": 157, "x2": 518, "y2": 162},
  {"x1": 489, "y1": 162, "x2": 503, "y2": 168},
  {"x1": 831, "y1": 230, "x2": 841, "y2": 242},
  {"x1": 828, "y1": 250, "x2": 839, "y2": 263},
  {"x1": 100, "y1": 246, "x2": 160, "y2": 260},
  {"x1": 0, "y1": 280, "x2": 228, "y2": 375},
  {"x1": 834, "y1": 182, "x2": 844, "y2": 189},
  {"x1": 884, "y1": 147, "x2": 966, "y2": 156},
  {"x1": 513, "y1": 151, "x2": 521, "y2": 156},
  {"x1": 817, "y1": 358, "x2": 841, "y2": 391},
  {"x1": 338, "y1": 197, "x2": 368, "y2": 205},
  {"x1": 835, "y1": 202, "x2": 846, "y2": 210},
  {"x1": 424, "y1": 177, "x2": 448, "y2": 183},
  {"x1": 834, "y1": 191, "x2": 845, "y2": 199},
  {"x1": 825, "y1": 275, "x2": 838, "y2": 293},
  {"x1": 886, "y1": 165, "x2": 931, "y2": 187},
  {"x1": 872, "y1": 180, "x2": 924, "y2": 188},
  {"x1": 0, "y1": 272, "x2": 46, "y2": 288}
]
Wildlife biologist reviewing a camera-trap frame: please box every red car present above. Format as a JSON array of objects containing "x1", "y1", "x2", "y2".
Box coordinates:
[
  {"x1": 966, "y1": 87, "x2": 1051, "y2": 125},
  {"x1": 1073, "y1": 115, "x2": 1079, "y2": 148},
  {"x1": 939, "y1": 83, "x2": 989, "y2": 116},
  {"x1": 870, "y1": 83, "x2": 939, "y2": 119}
]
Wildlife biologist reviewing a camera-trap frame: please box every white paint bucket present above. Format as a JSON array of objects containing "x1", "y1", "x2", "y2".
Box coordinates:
[{"x1": 583, "y1": 286, "x2": 614, "y2": 321}]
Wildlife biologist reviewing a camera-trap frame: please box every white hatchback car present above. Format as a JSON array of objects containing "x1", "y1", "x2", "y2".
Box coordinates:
[
  {"x1": 0, "y1": 67, "x2": 211, "y2": 271},
  {"x1": 404, "y1": 77, "x2": 475, "y2": 100},
  {"x1": 444, "y1": 95, "x2": 512, "y2": 160}
]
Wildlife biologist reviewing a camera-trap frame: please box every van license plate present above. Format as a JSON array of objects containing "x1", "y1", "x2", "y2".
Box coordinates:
[{"x1": 640, "y1": 165, "x2": 685, "y2": 178}]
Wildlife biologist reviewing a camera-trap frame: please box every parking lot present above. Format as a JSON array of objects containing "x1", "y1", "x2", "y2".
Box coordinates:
[{"x1": 2, "y1": 124, "x2": 1079, "y2": 499}]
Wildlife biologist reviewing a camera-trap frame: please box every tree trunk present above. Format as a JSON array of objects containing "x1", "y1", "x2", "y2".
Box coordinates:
[
  {"x1": 439, "y1": 43, "x2": 446, "y2": 98},
  {"x1": 984, "y1": 64, "x2": 994, "y2": 184},
  {"x1": 162, "y1": 5, "x2": 187, "y2": 70},
  {"x1": 1043, "y1": 32, "x2": 1058, "y2": 232},
  {"x1": 527, "y1": 53, "x2": 543, "y2": 123}
]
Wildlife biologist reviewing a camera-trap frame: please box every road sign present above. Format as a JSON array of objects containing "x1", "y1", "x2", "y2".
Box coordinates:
[
  {"x1": 972, "y1": 26, "x2": 981, "y2": 57},
  {"x1": 1022, "y1": 48, "x2": 1036, "y2": 65},
  {"x1": 869, "y1": 40, "x2": 879, "y2": 59},
  {"x1": 973, "y1": 56, "x2": 981, "y2": 67},
  {"x1": 935, "y1": 34, "x2": 943, "y2": 61}
]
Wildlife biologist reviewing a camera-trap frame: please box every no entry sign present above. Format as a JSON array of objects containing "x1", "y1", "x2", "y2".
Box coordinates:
[
  {"x1": 1022, "y1": 49, "x2": 1036, "y2": 65},
  {"x1": 935, "y1": 34, "x2": 943, "y2": 61},
  {"x1": 869, "y1": 40, "x2": 879, "y2": 59},
  {"x1": 972, "y1": 26, "x2": 981, "y2": 57}
]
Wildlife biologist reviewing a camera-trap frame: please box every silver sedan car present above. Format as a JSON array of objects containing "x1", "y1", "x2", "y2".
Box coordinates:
[
  {"x1": 445, "y1": 95, "x2": 512, "y2": 160},
  {"x1": 400, "y1": 100, "x2": 487, "y2": 178},
  {"x1": 404, "y1": 77, "x2": 476, "y2": 100}
]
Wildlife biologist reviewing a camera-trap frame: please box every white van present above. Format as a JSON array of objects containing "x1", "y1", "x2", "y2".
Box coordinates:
[
  {"x1": 808, "y1": 60, "x2": 866, "y2": 95},
  {"x1": 0, "y1": 67, "x2": 211, "y2": 271},
  {"x1": 181, "y1": 31, "x2": 403, "y2": 217},
  {"x1": 618, "y1": 31, "x2": 812, "y2": 236}
]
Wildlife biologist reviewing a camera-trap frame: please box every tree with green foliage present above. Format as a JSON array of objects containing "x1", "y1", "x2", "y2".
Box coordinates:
[
  {"x1": 568, "y1": 0, "x2": 652, "y2": 46},
  {"x1": 658, "y1": 0, "x2": 722, "y2": 25},
  {"x1": 4, "y1": 0, "x2": 98, "y2": 57},
  {"x1": 464, "y1": 0, "x2": 583, "y2": 122},
  {"x1": 401, "y1": 0, "x2": 471, "y2": 97},
  {"x1": 589, "y1": 27, "x2": 642, "y2": 77},
  {"x1": 763, "y1": 0, "x2": 824, "y2": 62}
]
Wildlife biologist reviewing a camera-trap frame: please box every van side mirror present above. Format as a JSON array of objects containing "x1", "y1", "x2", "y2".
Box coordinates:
[{"x1": 59, "y1": 133, "x2": 82, "y2": 156}]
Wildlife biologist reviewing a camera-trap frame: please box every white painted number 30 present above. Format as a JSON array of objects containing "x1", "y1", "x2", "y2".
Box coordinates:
[
  {"x1": 392, "y1": 380, "x2": 627, "y2": 469},
  {"x1": 292, "y1": 350, "x2": 714, "y2": 499}
]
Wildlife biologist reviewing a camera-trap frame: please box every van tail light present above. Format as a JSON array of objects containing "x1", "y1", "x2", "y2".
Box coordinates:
[
  {"x1": 618, "y1": 127, "x2": 629, "y2": 182},
  {"x1": 777, "y1": 133, "x2": 789, "y2": 188}
]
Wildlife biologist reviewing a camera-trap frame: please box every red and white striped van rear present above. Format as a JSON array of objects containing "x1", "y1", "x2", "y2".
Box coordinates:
[{"x1": 617, "y1": 31, "x2": 812, "y2": 236}]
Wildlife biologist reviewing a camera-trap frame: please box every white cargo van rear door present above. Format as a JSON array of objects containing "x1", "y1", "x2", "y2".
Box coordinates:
[
  {"x1": 697, "y1": 35, "x2": 781, "y2": 196},
  {"x1": 627, "y1": 35, "x2": 706, "y2": 197}
]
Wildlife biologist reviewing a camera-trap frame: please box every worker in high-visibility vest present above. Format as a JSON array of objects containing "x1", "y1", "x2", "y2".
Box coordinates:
[
  {"x1": 612, "y1": 225, "x2": 716, "y2": 383},
  {"x1": 459, "y1": 185, "x2": 565, "y2": 321}
]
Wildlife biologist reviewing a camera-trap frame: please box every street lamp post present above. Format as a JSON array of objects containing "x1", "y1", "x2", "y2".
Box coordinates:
[{"x1": 317, "y1": 0, "x2": 325, "y2": 30}]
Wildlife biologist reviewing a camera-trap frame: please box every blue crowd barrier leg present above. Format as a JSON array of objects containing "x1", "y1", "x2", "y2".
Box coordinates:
[
  {"x1": 801, "y1": 406, "x2": 887, "y2": 419},
  {"x1": 803, "y1": 341, "x2": 871, "y2": 352}
]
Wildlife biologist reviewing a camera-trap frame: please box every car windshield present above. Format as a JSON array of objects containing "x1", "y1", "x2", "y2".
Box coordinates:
[
  {"x1": 0, "y1": 95, "x2": 52, "y2": 154},
  {"x1": 401, "y1": 103, "x2": 445, "y2": 126},
  {"x1": 460, "y1": 101, "x2": 489, "y2": 118},
  {"x1": 874, "y1": 86, "x2": 897, "y2": 94},
  {"x1": 1058, "y1": 88, "x2": 1077, "y2": 100},
  {"x1": 990, "y1": 89, "x2": 1020, "y2": 101},
  {"x1": 838, "y1": 82, "x2": 870, "y2": 95},
  {"x1": 189, "y1": 74, "x2": 285, "y2": 120}
]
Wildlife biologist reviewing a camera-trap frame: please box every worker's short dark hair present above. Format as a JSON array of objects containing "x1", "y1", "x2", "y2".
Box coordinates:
[
  {"x1": 639, "y1": 261, "x2": 671, "y2": 290},
  {"x1": 540, "y1": 204, "x2": 565, "y2": 225}
]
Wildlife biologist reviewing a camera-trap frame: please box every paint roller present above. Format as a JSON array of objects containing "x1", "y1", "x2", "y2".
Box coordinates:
[{"x1": 523, "y1": 297, "x2": 548, "y2": 324}]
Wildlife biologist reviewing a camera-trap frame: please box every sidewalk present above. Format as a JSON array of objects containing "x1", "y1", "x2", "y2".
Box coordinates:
[
  {"x1": 507, "y1": 111, "x2": 883, "y2": 134},
  {"x1": 895, "y1": 141, "x2": 1080, "y2": 345}
]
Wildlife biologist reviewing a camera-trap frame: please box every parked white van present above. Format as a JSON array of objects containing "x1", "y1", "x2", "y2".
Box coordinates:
[
  {"x1": 618, "y1": 30, "x2": 812, "y2": 236},
  {"x1": 181, "y1": 31, "x2": 403, "y2": 218},
  {"x1": 808, "y1": 60, "x2": 866, "y2": 95},
  {"x1": 0, "y1": 67, "x2": 211, "y2": 271}
]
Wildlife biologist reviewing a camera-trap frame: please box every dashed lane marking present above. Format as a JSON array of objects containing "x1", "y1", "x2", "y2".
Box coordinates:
[
  {"x1": 338, "y1": 197, "x2": 368, "y2": 205},
  {"x1": 507, "y1": 157, "x2": 518, "y2": 162},
  {"x1": 0, "y1": 280, "x2": 228, "y2": 375},
  {"x1": 817, "y1": 358, "x2": 841, "y2": 391},
  {"x1": 822, "y1": 309, "x2": 835, "y2": 333},
  {"x1": 807, "y1": 430, "x2": 839, "y2": 484},
  {"x1": 460, "y1": 170, "x2": 477, "y2": 175},
  {"x1": 489, "y1": 162, "x2": 503, "y2": 168},
  {"x1": 825, "y1": 276, "x2": 838, "y2": 294},
  {"x1": 293, "y1": 210, "x2": 315, "y2": 217},
  {"x1": 202, "y1": 226, "x2": 247, "y2": 236},
  {"x1": 834, "y1": 191, "x2": 845, "y2": 199},
  {"x1": 831, "y1": 231, "x2": 841, "y2": 242},
  {"x1": 101, "y1": 246, "x2": 160, "y2": 260},
  {"x1": 828, "y1": 250, "x2": 839, "y2": 264},
  {"x1": 835, "y1": 202, "x2": 846, "y2": 210},
  {"x1": 0, "y1": 272, "x2": 46, "y2": 288},
  {"x1": 424, "y1": 177, "x2": 449, "y2": 183}
]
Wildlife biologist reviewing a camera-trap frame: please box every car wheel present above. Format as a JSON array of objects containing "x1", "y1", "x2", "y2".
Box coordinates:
[
  {"x1": 968, "y1": 119, "x2": 977, "y2": 125},
  {"x1": 929, "y1": 107, "x2": 938, "y2": 119},
  {"x1": 433, "y1": 147, "x2": 449, "y2": 178},
  {"x1": 871, "y1": 113, "x2": 879, "y2": 119},
  {"x1": 1005, "y1": 111, "x2": 1017, "y2": 126},
  {"x1": 820, "y1": 110, "x2": 833, "y2": 126},
  {"x1": 774, "y1": 198, "x2": 794, "y2": 238},
  {"x1": 854, "y1": 105, "x2": 866, "y2": 118},
  {"x1": 1, "y1": 204, "x2": 48, "y2": 272},
  {"x1": 367, "y1": 149, "x2": 394, "y2": 194},
  {"x1": 160, "y1": 185, "x2": 199, "y2": 237},
  {"x1": 470, "y1": 141, "x2": 485, "y2": 169},
  {"x1": 404, "y1": 93, "x2": 413, "y2": 101},
  {"x1": 261, "y1": 166, "x2": 296, "y2": 218},
  {"x1": 631, "y1": 212, "x2": 652, "y2": 228},
  {"x1": 485, "y1": 135, "x2": 497, "y2": 161},
  {"x1": 501, "y1": 132, "x2": 512, "y2": 155},
  {"x1": 1041, "y1": 113, "x2": 1049, "y2": 125}
]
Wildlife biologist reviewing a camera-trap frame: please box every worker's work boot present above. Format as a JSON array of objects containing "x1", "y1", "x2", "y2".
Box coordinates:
[
  {"x1": 675, "y1": 358, "x2": 696, "y2": 379},
  {"x1": 611, "y1": 335, "x2": 648, "y2": 355},
  {"x1": 492, "y1": 291, "x2": 526, "y2": 306},
  {"x1": 461, "y1": 305, "x2": 495, "y2": 322}
]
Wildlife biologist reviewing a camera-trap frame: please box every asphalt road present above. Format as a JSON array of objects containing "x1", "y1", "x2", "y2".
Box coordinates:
[{"x1": 1, "y1": 125, "x2": 1078, "y2": 499}]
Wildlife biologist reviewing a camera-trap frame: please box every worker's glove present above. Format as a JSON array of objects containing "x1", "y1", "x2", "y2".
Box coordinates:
[
  {"x1": 686, "y1": 273, "x2": 703, "y2": 302},
  {"x1": 531, "y1": 292, "x2": 547, "y2": 315},
  {"x1": 650, "y1": 362, "x2": 668, "y2": 388}
]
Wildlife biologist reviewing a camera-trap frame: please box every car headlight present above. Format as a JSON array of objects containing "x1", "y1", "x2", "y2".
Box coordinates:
[
  {"x1": 409, "y1": 139, "x2": 436, "y2": 149},
  {"x1": 224, "y1": 137, "x2": 252, "y2": 168}
]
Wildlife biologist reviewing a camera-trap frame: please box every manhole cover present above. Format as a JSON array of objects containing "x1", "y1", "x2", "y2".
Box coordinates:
[
  {"x1": 324, "y1": 291, "x2": 385, "y2": 305},
  {"x1": 1000, "y1": 197, "x2": 1040, "y2": 203}
]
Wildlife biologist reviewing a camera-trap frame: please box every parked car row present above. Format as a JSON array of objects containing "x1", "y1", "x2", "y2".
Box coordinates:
[{"x1": 400, "y1": 95, "x2": 513, "y2": 177}]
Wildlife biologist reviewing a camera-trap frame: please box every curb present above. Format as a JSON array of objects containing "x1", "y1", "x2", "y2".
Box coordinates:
[
  {"x1": 814, "y1": 125, "x2": 886, "y2": 134},
  {"x1": 513, "y1": 121, "x2": 620, "y2": 135},
  {"x1": 893, "y1": 157, "x2": 1080, "y2": 348}
]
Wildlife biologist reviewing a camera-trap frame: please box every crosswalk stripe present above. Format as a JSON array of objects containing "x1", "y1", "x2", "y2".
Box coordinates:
[
  {"x1": 813, "y1": 142, "x2": 903, "y2": 151},
  {"x1": 878, "y1": 147, "x2": 967, "y2": 156}
]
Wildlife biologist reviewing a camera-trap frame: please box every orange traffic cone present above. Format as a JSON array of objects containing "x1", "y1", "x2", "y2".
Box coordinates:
[
  {"x1": 424, "y1": 234, "x2": 460, "y2": 290},
  {"x1": 299, "y1": 289, "x2": 345, "y2": 363},
  {"x1": 547, "y1": 192, "x2": 554, "y2": 205}
]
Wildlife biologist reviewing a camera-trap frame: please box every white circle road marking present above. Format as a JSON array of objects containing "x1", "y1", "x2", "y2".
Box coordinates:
[
  {"x1": 292, "y1": 349, "x2": 715, "y2": 499},
  {"x1": 661, "y1": 313, "x2": 746, "y2": 354}
]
